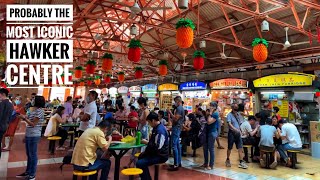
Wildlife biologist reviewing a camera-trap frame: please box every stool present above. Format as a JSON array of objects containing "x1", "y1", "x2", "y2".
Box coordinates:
[
  {"x1": 243, "y1": 145, "x2": 253, "y2": 162},
  {"x1": 74, "y1": 137, "x2": 79, "y2": 146},
  {"x1": 287, "y1": 150, "x2": 300, "y2": 169},
  {"x1": 121, "y1": 168, "x2": 143, "y2": 180},
  {"x1": 261, "y1": 150, "x2": 273, "y2": 169},
  {"x1": 72, "y1": 170, "x2": 97, "y2": 180},
  {"x1": 154, "y1": 164, "x2": 163, "y2": 180},
  {"x1": 47, "y1": 136, "x2": 61, "y2": 155},
  {"x1": 68, "y1": 131, "x2": 75, "y2": 147},
  {"x1": 134, "y1": 153, "x2": 141, "y2": 158},
  {"x1": 125, "y1": 127, "x2": 137, "y2": 136}
]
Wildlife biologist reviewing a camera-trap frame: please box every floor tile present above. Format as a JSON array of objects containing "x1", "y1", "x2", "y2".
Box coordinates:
[
  {"x1": 229, "y1": 172, "x2": 254, "y2": 179},
  {"x1": 7, "y1": 161, "x2": 25, "y2": 168}
]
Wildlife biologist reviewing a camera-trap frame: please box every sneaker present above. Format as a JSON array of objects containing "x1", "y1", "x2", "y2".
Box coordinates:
[
  {"x1": 56, "y1": 147, "x2": 65, "y2": 151},
  {"x1": 16, "y1": 172, "x2": 29, "y2": 178},
  {"x1": 167, "y1": 165, "x2": 179, "y2": 171},
  {"x1": 270, "y1": 161, "x2": 277, "y2": 169},
  {"x1": 238, "y1": 161, "x2": 248, "y2": 169},
  {"x1": 225, "y1": 159, "x2": 231, "y2": 167},
  {"x1": 27, "y1": 175, "x2": 36, "y2": 180},
  {"x1": 260, "y1": 159, "x2": 266, "y2": 168}
]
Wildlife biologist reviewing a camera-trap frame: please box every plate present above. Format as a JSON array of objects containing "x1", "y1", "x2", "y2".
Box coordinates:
[{"x1": 111, "y1": 141, "x2": 125, "y2": 144}]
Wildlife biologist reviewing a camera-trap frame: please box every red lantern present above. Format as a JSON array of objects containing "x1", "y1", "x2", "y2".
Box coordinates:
[
  {"x1": 86, "y1": 60, "x2": 96, "y2": 74},
  {"x1": 315, "y1": 89, "x2": 320, "y2": 97},
  {"x1": 128, "y1": 39, "x2": 142, "y2": 63},
  {"x1": 74, "y1": 66, "x2": 83, "y2": 78},
  {"x1": 118, "y1": 72, "x2": 125, "y2": 82},
  {"x1": 159, "y1": 60, "x2": 168, "y2": 76},
  {"x1": 79, "y1": 81, "x2": 85, "y2": 86},
  {"x1": 135, "y1": 67, "x2": 143, "y2": 79},
  {"x1": 104, "y1": 75, "x2": 111, "y2": 84},
  {"x1": 101, "y1": 53, "x2": 113, "y2": 71},
  {"x1": 193, "y1": 51, "x2": 205, "y2": 71},
  {"x1": 87, "y1": 79, "x2": 92, "y2": 86},
  {"x1": 249, "y1": 92, "x2": 253, "y2": 96}
]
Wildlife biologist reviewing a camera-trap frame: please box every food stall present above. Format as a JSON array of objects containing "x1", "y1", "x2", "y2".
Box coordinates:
[
  {"x1": 128, "y1": 86, "x2": 141, "y2": 109},
  {"x1": 158, "y1": 83, "x2": 179, "y2": 110},
  {"x1": 179, "y1": 81, "x2": 210, "y2": 113},
  {"x1": 117, "y1": 86, "x2": 129, "y2": 108},
  {"x1": 210, "y1": 78, "x2": 253, "y2": 117},
  {"x1": 253, "y1": 72, "x2": 317, "y2": 151},
  {"x1": 142, "y1": 84, "x2": 158, "y2": 109}
]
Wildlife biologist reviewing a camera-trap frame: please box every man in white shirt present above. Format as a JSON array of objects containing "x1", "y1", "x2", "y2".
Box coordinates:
[
  {"x1": 240, "y1": 116, "x2": 259, "y2": 162},
  {"x1": 277, "y1": 120, "x2": 302, "y2": 167},
  {"x1": 78, "y1": 91, "x2": 98, "y2": 137}
]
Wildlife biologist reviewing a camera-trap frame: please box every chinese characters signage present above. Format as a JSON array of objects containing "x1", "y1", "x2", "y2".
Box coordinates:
[
  {"x1": 129, "y1": 86, "x2": 141, "y2": 92},
  {"x1": 158, "y1": 83, "x2": 178, "y2": 91},
  {"x1": 142, "y1": 84, "x2": 157, "y2": 92},
  {"x1": 180, "y1": 81, "x2": 207, "y2": 90},
  {"x1": 253, "y1": 74, "x2": 313, "y2": 88},
  {"x1": 210, "y1": 79, "x2": 248, "y2": 89}
]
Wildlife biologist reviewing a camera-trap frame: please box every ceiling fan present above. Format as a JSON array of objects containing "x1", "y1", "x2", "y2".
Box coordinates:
[
  {"x1": 269, "y1": 27, "x2": 309, "y2": 50},
  {"x1": 207, "y1": 43, "x2": 241, "y2": 60}
]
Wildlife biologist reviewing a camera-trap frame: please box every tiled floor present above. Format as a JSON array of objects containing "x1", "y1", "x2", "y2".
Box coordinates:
[{"x1": 1, "y1": 124, "x2": 320, "y2": 180}]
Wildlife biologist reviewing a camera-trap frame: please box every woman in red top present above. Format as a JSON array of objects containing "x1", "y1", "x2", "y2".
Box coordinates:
[
  {"x1": 128, "y1": 106, "x2": 139, "y2": 129},
  {"x1": 2, "y1": 96, "x2": 25, "y2": 151},
  {"x1": 273, "y1": 107, "x2": 281, "y2": 121}
]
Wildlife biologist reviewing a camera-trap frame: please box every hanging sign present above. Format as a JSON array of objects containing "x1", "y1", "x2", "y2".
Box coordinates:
[
  {"x1": 253, "y1": 73, "x2": 314, "y2": 88},
  {"x1": 180, "y1": 81, "x2": 207, "y2": 90},
  {"x1": 142, "y1": 84, "x2": 157, "y2": 92},
  {"x1": 129, "y1": 86, "x2": 141, "y2": 92},
  {"x1": 118, "y1": 86, "x2": 128, "y2": 94},
  {"x1": 158, "y1": 83, "x2": 178, "y2": 91},
  {"x1": 210, "y1": 78, "x2": 248, "y2": 89}
]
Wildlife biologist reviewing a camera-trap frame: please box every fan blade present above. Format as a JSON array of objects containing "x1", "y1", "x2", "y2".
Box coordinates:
[
  {"x1": 128, "y1": 12, "x2": 136, "y2": 19},
  {"x1": 207, "y1": 57, "x2": 221, "y2": 60},
  {"x1": 269, "y1": 41, "x2": 284, "y2": 46},
  {"x1": 226, "y1": 57, "x2": 241, "y2": 60},
  {"x1": 291, "y1": 41, "x2": 309, "y2": 46},
  {"x1": 142, "y1": 6, "x2": 172, "y2": 11}
]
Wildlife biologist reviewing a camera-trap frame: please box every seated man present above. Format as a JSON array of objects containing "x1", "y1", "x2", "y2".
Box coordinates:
[
  {"x1": 240, "y1": 116, "x2": 259, "y2": 162},
  {"x1": 258, "y1": 118, "x2": 280, "y2": 169},
  {"x1": 277, "y1": 119, "x2": 302, "y2": 167},
  {"x1": 72, "y1": 120, "x2": 112, "y2": 180},
  {"x1": 136, "y1": 112, "x2": 169, "y2": 180}
]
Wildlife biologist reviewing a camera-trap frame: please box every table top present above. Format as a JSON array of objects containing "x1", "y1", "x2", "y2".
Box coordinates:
[
  {"x1": 61, "y1": 123, "x2": 80, "y2": 127},
  {"x1": 108, "y1": 143, "x2": 145, "y2": 150}
]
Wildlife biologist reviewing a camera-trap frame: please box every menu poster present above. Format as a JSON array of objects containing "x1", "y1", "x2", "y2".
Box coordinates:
[{"x1": 272, "y1": 100, "x2": 289, "y2": 118}]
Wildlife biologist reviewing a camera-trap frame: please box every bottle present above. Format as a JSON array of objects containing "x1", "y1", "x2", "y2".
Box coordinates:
[{"x1": 136, "y1": 131, "x2": 141, "y2": 145}]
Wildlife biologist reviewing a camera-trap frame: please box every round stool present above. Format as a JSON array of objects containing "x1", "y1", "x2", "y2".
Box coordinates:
[
  {"x1": 68, "y1": 131, "x2": 75, "y2": 147},
  {"x1": 72, "y1": 170, "x2": 97, "y2": 180},
  {"x1": 287, "y1": 150, "x2": 300, "y2": 169},
  {"x1": 74, "y1": 137, "x2": 79, "y2": 146},
  {"x1": 261, "y1": 150, "x2": 274, "y2": 169},
  {"x1": 47, "y1": 136, "x2": 61, "y2": 154},
  {"x1": 121, "y1": 168, "x2": 143, "y2": 180},
  {"x1": 134, "y1": 153, "x2": 141, "y2": 158},
  {"x1": 243, "y1": 145, "x2": 253, "y2": 162}
]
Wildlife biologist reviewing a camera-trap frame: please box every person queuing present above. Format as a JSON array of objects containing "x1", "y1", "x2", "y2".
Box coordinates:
[
  {"x1": 2, "y1": 96, "x2": 24, "y2": 152},
  {"x1": 136, "y1": 112, "x2": 169, "y2": 180},
  {"x1": 137, "y1": 97, "x2": 150, "y2": 151},
  {"x1": 240, "y1": 116, "x2": 259, "y2": 162},
  {"x1": 185, "y1": 113, "x2": 201, "y2": 157},
  {"x1": 104, "y1": 95, "x2": 112, "y2": 111},
  {"x1": 202, "y1": 102, "x2": 219, "y2": 170},
  {"x1": 181, "y1": 110, "x2": 191, "y2": 157},
  {"x1": 78, "y1": 91, "x2": 98, "y2": 137},
  {"x1": 44, "y1": 106, "x2": 68, "y2": 150},
  {"x1": 158, "y1": 110, "x2": 167, "y2": 125},
  {"x1": 277, "y1": 120, "x2": 302, "y2": 167},
  {"x1": 72, "y1": 120, "x2": 112, "y2": 180},
  {"x1": 166, "y1": 96, "x2": 184, "y2": 171},
  {"x1": 16, "y1": 95, "x2": 45, "y2": 180},
  {"x1": 0, "y1": 88, "x2": 14, "y2": 158},
  {"x1": 225, "y1": 103, "x2": 248, "y2": 169},
  {"x1": 64, "y1": 96, "x2": 73, "y2": 118}
]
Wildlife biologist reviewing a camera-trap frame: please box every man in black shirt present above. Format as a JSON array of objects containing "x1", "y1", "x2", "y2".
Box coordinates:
[
  {"x1": 0, "y1": 88, "x2": 14, "y2": 158},
  {"x1": 104, "y1": 95, "x2": 112, "y2": 110}
]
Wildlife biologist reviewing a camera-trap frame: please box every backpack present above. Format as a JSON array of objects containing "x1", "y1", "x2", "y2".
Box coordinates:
[{"x1": 59, "y1": 150, "x2": 73, "y2": 171}]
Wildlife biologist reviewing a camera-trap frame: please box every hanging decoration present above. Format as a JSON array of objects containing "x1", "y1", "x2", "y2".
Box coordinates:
[
  {"x1": 61, "y1": 72, "x2": 72, "y2": 83},
  {"x1": 79, "y1": 79, "x2": 85, "y2": 86},
  {"x1": 86, "y1": 60, "x2": 96, "y2": 74},
  {"x1": 159, "y1": 60, "x2": 168, "y2": 76},
  {"x1": 101, "y1": 53, "x2": 113, "y2": 71},
  {"x1": 128, "y1": 39, "x2": 142, "y2": 63},
  {"x1": 87, "y1": 77, "x2": 93, "y2": 86},
  {"x1": 315, "y1": 89, "x2": 320, "y2": 97},
  {"x1": 176, "y1": 18, "x2": 195, "y2": 48},
  {"x1": 74, "y1": 66, "x2": 83, "y2": 78},
  {"x1": 135, "y1": 67, "x2": 143, "y2": 79},
  {"x1": 252, "y1": 38, "x2": 268, "y2": 62},
  {"x1": 104, "y1": 74, "x2": 111, "y2": 84},
  {"x1": 249, "y1": 90, "x2": 253, "y2": 97},
  {"x1": 94, "y1": 76, "x2": 101, "y2": 86},
  {"x1": 118, "y1": 71, "x2": 125, "y2": 82},
  {"x1": 193, "y1": 50, "x2": 205, "y2": 71}
]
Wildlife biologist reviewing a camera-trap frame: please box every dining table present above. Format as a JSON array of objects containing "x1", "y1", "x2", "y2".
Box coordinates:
[
  {"x1": 108, "y1": 143, "x2": 146, "y2": 180},
  {"x1": 61, "y1": 123, "x2": 80, "y2": 147},
  {"x1": 115, "y1": 117, "x2": 129, "y2": 135}
]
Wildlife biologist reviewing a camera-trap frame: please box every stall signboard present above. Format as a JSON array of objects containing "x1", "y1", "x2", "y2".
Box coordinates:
[
  {"x1": 210, "y1": 78, "x2": 248, "y2": 89},
  {"x1": 109, "y1": 87, "x2": 118, "y2": 95},
  {"x1": 272, "y1": 100, "x2": 289, "y2": 118},
  {"x1": 253, "y1": 74, "x2": 314, "y2": 88},
  {"x1": 142, "y1": 84, "x2": 157, "y2": 92},
  {"x1": 118, "y1": 86, "x2": 128, "y2": 94},
  {"x1": 180, "y1": 81, "x2": 207, "y2": 90},
  {"x1": 129, "y1": 86, "x2": 141, "y2": 92},
  {"x1": 158, "y1": 83, "x2": 178, "y2": 91},
  {"x1": 101, "y1": 88, "x2": 108, "y2": 94}
]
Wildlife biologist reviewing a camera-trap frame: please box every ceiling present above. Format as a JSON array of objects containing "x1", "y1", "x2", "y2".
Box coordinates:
[{"x1": 1, "y1": 0, "x2": 320, "y2": 84}]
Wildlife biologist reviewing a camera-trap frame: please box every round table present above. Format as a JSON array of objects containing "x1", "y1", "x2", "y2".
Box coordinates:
[{"x1": 108, "y1": 143, "x2": 146, "y2": 180}]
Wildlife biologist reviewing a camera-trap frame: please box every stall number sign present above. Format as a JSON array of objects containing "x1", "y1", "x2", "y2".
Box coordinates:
[
  {"x1": 180, "y1": 81, "x2": 206, "y2": 90},
  {"x1": 158, "y1": 84, "x2": 178, "y2": 91},
  {"x1": 129, "y1": 86, "x2": 141, "y2": 92},
  {"x1": 210, "y1": 79, "x2": 248, "y2": 89},
  {"x1": 253, "y1": 74, "x2": 313, "y2": 87},
  {"x1": 142, "y1": 84, "x2": 157, "y2": 92}
]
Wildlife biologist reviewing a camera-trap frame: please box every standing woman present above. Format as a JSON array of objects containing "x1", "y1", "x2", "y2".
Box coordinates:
[
  {"x1": 2, "y1": 96, "x2": 25, "y2": 151},
  {"x1": 16, "y1": 96, "x2": 45, "y2": 180},
  {"x1": 202, "y1": 102, "x2": 219, "y2": 170},
  {"x1": 44, "y1": 106, "x2": 68, "y2": 150}
]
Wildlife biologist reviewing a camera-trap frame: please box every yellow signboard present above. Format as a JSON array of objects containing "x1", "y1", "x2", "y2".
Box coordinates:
[
  {"x1": 272, "y1": 100, "x2": 289, "y2": 118},
  {"x1": 158, "y1": 83, "x2": 178, "y2": 91},
  {"x1": 253, "y1": 74, "x2": 314, "y2": 88}
]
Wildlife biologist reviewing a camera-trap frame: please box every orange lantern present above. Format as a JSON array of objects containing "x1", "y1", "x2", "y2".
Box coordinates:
[
  {"x1": 176, "y1": 18, "x2": 195, "y2": 49},
  {"x1": 252, "y1": 38, "x2": 268, "y2": 62},
  {"x1": 118, "y1": 72, "x2": 125, "y2": 82},
  {"x1": 86, "y1": 60, "x2": 96, "y2": 74},
  {"x1": 94, "y1": 76, "x2": 101, "y2": 86},
  {"x1": 74, "y1": 66, "x2": 83, "y2": 78},
  {"x1": 159, "y1": 60, "x2": 168, "y2": 76},
  {"x1": 79, "y1": 80, "x2": 85, "y2": 86},
  {"x1": 101, "y1": 53, "x2": 113, "y2": 71}
]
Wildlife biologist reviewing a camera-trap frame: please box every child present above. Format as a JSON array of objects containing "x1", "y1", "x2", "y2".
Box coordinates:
[{"x1": 158, "y1": 110, "x2": 167, "y2": 125}]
